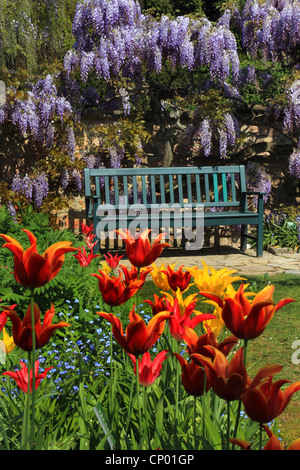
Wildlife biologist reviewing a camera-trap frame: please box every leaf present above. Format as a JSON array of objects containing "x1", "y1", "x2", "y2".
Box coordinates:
[{"x1": 93, "y1": 402, "x2": 116, "y2": 450}]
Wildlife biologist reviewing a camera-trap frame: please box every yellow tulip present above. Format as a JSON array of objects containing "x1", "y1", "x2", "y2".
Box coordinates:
[
  {"x1": 203, "y1": 305, "x2": 225, "y2": 337},
  {"x1": 0, "y1": 327, "x2": 16, "y2": 354},
  {"x1": 163, "y1": 288, "x2": 200, "y2": 316},
  {"x1": 99, "y1": 261, "x2": 112, "y2": 275},
  {"x1": 151, "y1": 263, "x2": 177, "y2": 291},
  {"x1": 187, "y1": 260, "x2": 245, "y2": 297}
]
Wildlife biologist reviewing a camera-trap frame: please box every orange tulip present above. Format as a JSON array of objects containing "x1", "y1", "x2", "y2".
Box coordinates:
[
  {"x1": 90, "y1": 269, "x2": 144, "y2": 306},
  {"x1": 116, "y1": 229, "x2": 169, "y2": 268},
  {"x1": 174, "y1": 353, "x2": 210, "y2": 396},
  {"x1": 242, "y1": 364, "x2": 300, "y2": 424},
  {"x1": 98, "y1": 305, "x2": 171, "y2": 356},
  {"x1": 192, "y1": 347, "x2": 248, "y2": 401},
  {"x1": 0, "y1": 229, "x2": 78, "y2": 288},
  {"x1": 200, "y1": 284, "x2": 295, "y2": 340},
  {"x1": 5, "y1": 303, "x2": 70, "y2": 352}
]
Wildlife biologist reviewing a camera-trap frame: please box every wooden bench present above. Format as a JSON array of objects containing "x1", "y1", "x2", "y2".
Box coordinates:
[{"x1": 84, "y1": 165, "x2": 265, "y2": 257}]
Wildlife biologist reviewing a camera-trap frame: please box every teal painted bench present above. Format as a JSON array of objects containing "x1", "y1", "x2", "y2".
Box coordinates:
[{"x1": 84, "y1": 165, "x2": 265, "y2": 257}]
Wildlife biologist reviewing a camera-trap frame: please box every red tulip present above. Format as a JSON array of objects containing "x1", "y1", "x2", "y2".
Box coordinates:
[
  {"x1": 161, "y1": 265, "x2": 192, "y2": 292},
  {"x1": 5, "y1": 303, "x2": 70, "y2": 352},
  {"x1": 2, "y1": 360, "x2": 53, "y2": 393},
  {"x1": 128, "y1": 350, "x2": 169, "y2": 387},
  {"x1": 174, "y1": 353, "x2": 210, "y2": 396},
  {"x1": 0, "y1": 301, "x2": 17, "y2": 332},
  {"x1": 165, "y1": 297, "x2": 215, "y2": 342},
  {"x1": 81, "y1": 222, "x2": 94, "y2": 235},
  {"x1": 200, "y1": 284, "x2": 295, "y2": 340},
  {"x1": 144, "y1": 294, "x2": 169, "y2": 316},
  {"x1": 182, "y1": 326, "x2": 238, "y2": 358},
  {"x1": 90, "y1": 269, "x2": 144, "y2": 306},
  {"x1": 116, "y1": 229, "x2": 169, "y2": 268},
  {"x1": 74, "y1": 246, "x2": 100, "y2": 266},
  {"x1": 192, "y1": 347, "x2": 248, "y2": 401},
  {"x1": 98, "y1": 306, "x2": 171, "y2": 356},
  {"x1": 120, "y1": 264, "x2": 153, "y2": 284},
  {"x1": 0, "y1": 229, "x2": 78, "y2": 288},
  {"x1": 104, "y1": 253, "x2": 124, "y2": 269},
  {"x1": 242, "y1": 364, "x2": 300, "y2": 424}
]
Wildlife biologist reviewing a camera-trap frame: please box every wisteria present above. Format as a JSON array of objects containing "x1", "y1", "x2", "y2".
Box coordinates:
[
  {"x1": 9, "y1": 75, "x2": 73, "y2": 146},
  {"x1": 64, "y1": 0, "x2": 240, "y2": 86},
  {"x1": 245, "y1": 162, "x2": 272, "y2": 203},
  {"x1": 200, "y1": 118, "x2": 212, "y2": 157},
  {"x1": 240, "y1": 0, "x2": 300, "y2": 62},
  {"x1": 288, "y1": 144, "x2": 300, "y2": 178},
  {"x1": 283, "y1": 78, "x2": 300, "y2": 132},
  {"x1": 11, "y1": 173, "x2": 49, "y2": 207}
]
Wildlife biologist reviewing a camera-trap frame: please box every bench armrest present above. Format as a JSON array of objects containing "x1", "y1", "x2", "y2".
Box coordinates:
[
  {"x1": 242, "y1": 191, "x2": 266, "y2": 196},
  {"x1": 241, "y1": 191, "x2": 265, "y2": 212}
]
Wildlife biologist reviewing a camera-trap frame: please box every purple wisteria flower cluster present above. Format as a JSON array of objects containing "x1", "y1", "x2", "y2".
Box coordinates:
[
  {"x1": 245, "y1": 161, "x2": 272, "y2": 204},
  {"x1": 11, "y1": 172, "x2": 49, "y2": 208},
  {"x1": 187, "y1": 112, "x2": 239, "y2": 158},
  {"x1": 7, "y1": 75, "x2": 74, "y2": 148},
  {"x1": 283, "y1": 78, "x2": 300, "y2": 133},
  {"x1": 239, "y1": 0, "x2": 300, "y2": 62},
  {"x1": 288, "y1": 144, "x2": 300, "y2": 179},
  {"x1": 64, "y1": 0, "x2": 240, "y2": 92}
]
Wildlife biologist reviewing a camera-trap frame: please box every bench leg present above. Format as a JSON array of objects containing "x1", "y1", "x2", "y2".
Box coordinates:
[
  {"x1": 240, "y1": 224, "x2": 248, "y2": 252},
  {"x1": 256, "y1": 217, "x2": 263, "y2": 257}
]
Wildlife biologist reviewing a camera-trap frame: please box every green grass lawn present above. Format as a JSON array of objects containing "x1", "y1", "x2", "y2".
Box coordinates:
[
  {"x1": 245, "y1": 274, "x2": 300, "y2": 447},
  {"x1": 141, "y1": 272, "x2": 300, "y2": 448}
]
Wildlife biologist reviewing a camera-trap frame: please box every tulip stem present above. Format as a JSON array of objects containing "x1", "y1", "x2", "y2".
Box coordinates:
[
  {"x1": 30, "y1": 288, "x2": 36, "y2": 449},
  {"x1": 143, "y1": 386, "x2": 150, "y2": 449},
  {"x1": 259, "y1": 423, "x2": 263, "y2": 450},
  {"x1": 136, "y1": 356, "x2": 142, "y2": 448},
  {"x1": 232, "y1": 339, "x2": 248, "y2": 449},
  {"x1": 202, "y1": 373, "x2": 207, "y2": 449},
  {"x1": 21, "y1": 352, "x2": 31, "y2": 449},
  {"x1": 193, "y1": 396, "x2": 197, "y2": 449},
  {"x1": 226, "y1": 401, "x2": 230, "y2": 450},
  {"x1": 173, "y1": 339, "x2": 180, "y2": 448}
]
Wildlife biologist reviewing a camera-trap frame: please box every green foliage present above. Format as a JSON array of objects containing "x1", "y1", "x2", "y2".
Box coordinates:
[
  {"x1": 88, "y1": 116, "x2": 151, "y2": 165},
  {"x1": 140, "y1": 0, "x2": 204, "y2": 18},
  {"x1": 0, "y1": 0, "x2": 77, "y2": 76},
  {"x1": 263, "y1": 206, "x2": 300, "y2": 251}
]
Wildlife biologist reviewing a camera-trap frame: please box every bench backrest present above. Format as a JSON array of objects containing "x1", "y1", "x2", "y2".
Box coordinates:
[{"x1": 84, "y1": 165, "x2": 247, "y2": 217}]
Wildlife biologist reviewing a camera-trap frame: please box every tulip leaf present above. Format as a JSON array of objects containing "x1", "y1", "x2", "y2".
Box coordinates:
[{"x1": 94, "y1": 401, "x2": 116, "y2": 450}]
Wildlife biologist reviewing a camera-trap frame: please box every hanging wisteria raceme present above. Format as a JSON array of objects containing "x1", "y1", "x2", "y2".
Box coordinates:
[
  {"x1": 9, "y1": 75, "x2": 74, "y2": 146},
  {"x1": 264, "y1": 75, "x2": 300, "y2": 134},
  {"x1": 187, "y1": 111, "x2": 239, "y2": 158},
  {"x1": 11, "y1": 173, "x2": 49, "y2": 208},
  {"x1": 288, "y1": 143, "x2": 300, "y2": 179},
  {"x1": 245, "y1": 162, "x2": 272, "y2": 203},
  {"x1": 283, "y1": 78, "x2": 300, "y2": 133},
  {"x1": 240, "y1": 0, "x2": 300, "y2": 62}
]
